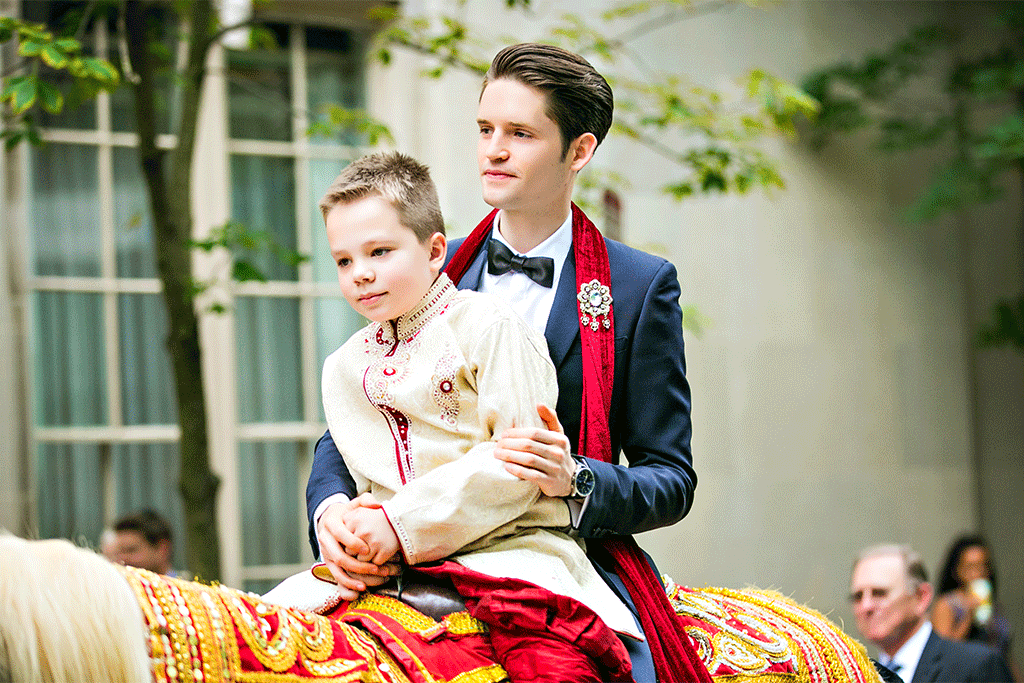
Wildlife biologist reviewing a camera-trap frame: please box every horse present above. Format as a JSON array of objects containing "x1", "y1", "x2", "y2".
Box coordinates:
[{"x1": 0, "y1": 533, "x2": 883, "y2": 683}]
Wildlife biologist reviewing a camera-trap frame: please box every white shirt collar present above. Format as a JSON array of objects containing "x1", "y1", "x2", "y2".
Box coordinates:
[
  {"x1": 481, "y1": 211, "x2": 573, "y2": 334},
  {"x1": 492, "y1": 211, "x2": 573, "y2": 264},
  {"x1": 884, "y1": 620, "x2": 931, "y2": 683}
]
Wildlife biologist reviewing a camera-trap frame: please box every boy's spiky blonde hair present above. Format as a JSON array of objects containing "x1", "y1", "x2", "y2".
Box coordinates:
[{"x1": 319, "y1": 152, "x2": 444, "y2": 242}]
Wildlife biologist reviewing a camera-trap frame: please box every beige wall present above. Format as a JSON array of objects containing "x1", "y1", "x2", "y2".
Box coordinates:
[
  {"x1": 953, "y1": 0, "x2": 1024, "y2": 670},
  {"x1": 373, "y1": 0, "x2": 1022, "y2": 663}
]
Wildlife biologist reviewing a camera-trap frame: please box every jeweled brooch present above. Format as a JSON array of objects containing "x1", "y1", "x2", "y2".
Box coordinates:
[{"x1": 577, "y1": 279, "x2": 612, "y2": 331}]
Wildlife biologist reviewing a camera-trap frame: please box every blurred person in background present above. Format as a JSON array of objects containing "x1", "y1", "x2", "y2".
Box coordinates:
[
  {"x1": 932, "y1": 534, "x2": 1018, "y2": 681},
  {"x1": 112, "y1": 508, "x2": 187, "y2": 578},
  {"x1": 850, "y1": 543, "x2": 1013, "y2": 683}
]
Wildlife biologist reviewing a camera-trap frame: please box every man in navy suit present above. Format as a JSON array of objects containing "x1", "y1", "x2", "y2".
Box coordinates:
[
  {"x1": 850, "y1": 544, "x2": 1013, "y2": 683},
  {"x1": 307, "y1": 43, "x2": 696, "y2": 679}
]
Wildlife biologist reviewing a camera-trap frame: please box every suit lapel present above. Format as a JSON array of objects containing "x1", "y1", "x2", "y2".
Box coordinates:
[
  {"x1": 911, "y1": 632, "x2": 943, "y2": 682},
  {"x1": 456, "y1": 242, "x2": 487, "y2": 291},
  {"x1": 545, "y1": 249, "x2": 579, "y2": 370}
]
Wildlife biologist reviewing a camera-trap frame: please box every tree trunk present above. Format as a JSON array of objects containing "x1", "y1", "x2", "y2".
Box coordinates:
[{"x1": 125, "y1": 0, "x2": 221, "y2": 582}]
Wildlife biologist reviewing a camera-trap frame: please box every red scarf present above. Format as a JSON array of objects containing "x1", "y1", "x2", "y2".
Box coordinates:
[{"x1": 445, "y1": 204, "x2": 711, "y2": 683}]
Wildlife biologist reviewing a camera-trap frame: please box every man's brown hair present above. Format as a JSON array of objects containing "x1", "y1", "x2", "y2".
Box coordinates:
[
  {"x1": 483, "y1": 43, "x2": 614, "y2": 158},
  {"x1": 113, "y1": 508, "x2": 173, "y2": 548},
  {"x1": 319, "y1": 152, "x2": 444, "y2": 242}
]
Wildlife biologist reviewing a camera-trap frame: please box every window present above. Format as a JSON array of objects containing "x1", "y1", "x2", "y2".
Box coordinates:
[{"x1": 12, "y1": 2, "x2": 369, "y2": 589}]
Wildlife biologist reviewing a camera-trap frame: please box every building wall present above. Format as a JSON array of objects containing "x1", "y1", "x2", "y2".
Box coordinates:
[{"x1": 952, "y1": 1, "x2": 1024, "y2": 670}]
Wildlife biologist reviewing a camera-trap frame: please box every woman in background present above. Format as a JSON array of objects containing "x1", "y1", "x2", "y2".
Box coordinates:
[{"x1": 932, "y1": 534, "x2": 1018, "y2": 681}]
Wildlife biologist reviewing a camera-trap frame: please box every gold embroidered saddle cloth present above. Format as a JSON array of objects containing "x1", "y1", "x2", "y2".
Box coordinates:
[
  {"x1": 665, "y1": 577, "x2": 881, "y2": 682},
  {"x1": 119, "y1": 565, "x2": 504, "y2": 683},
  {"x1": 117, "y1": 563, "x2": 882, "y2": 683}
]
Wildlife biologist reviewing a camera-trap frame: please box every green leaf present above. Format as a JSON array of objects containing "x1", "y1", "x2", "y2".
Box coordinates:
[
  {"x1": 700, "y1": 171, "x2": 727, "y2": 193},
  {"x1": 3, "y1": 131, "x2": 24, "y2": 150},
  {"x1": 53, "y1": 38, "x2": 80, "y2": 52},
  {"x1": 977, "y1": 297, "x2": 1024, "y2": 351},
  {"x1": 231, "y1": 260, "x2": 267, "y2": 283},
  {"x1": 82, "y1": 57, "x2": 119, "y2": 84},
  {"x1": 67, "y1": 57, "x2": 87, "y2": 78},
  {"x1": 680, "y1": 304, "x2": 711, "y2": 338},
  {"x1": 18, "y1": 39, "x2": 43, "y2": 57},
  {"x1": 1, "y1": 76, "x2": 27, "y2": 100},
  {"x1": 663, "y1": 182, "x2": 694, "y2": 200},
  {"x1": 37, "y1": 80, "x2": 63, "y2": 114},
  {"x1": 39, "y1": 44, "x2": 68, "y2": 69},
  {"x1": 306, "y1": 121, "x2": 334, "y2": 139},
  {"x1": 8, "y1": 77, "x2": 38, "y2": 115},
  {"x1": 249, "y1": 26, "x2": 279, "y2": 51}
]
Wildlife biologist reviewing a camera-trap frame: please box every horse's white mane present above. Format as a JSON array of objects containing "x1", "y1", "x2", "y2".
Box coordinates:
[{"x1": 0, "y1": 532, "x2": 151, "y2": 683}]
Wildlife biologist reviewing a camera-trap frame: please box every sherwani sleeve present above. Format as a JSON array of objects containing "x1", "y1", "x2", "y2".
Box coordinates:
[{"x1": 381, "y1": 315, "x2": 566, "y2": 566}]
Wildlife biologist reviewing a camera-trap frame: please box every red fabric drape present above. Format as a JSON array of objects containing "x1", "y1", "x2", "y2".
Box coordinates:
[{"x1": 445, "y1": 205, "x2": 711, "y2": 683}]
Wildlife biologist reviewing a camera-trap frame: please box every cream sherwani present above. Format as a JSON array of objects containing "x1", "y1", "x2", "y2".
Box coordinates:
[{"x1": 321, "y1": 274, "x2": 639, "y2": 638}]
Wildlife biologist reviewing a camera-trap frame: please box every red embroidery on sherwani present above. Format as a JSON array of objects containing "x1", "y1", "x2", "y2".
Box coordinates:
[
  {"x1": 431, "y1": 353, "x2": 460, "y2": 427},
  {"x1": 363, "y1": 331, "x2": 415, "y2": 485}
]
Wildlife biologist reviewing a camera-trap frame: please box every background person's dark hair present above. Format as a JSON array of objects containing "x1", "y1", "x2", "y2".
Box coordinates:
[
  {"x1": 484, "y1": 43, "x2": 614, "y2": 158},
  {"x1": 113, "y1": 508, "x2": 173, "y2": 547},
  {"x1": 938, "y1": 533, "x2": 997, "y2": 596}
]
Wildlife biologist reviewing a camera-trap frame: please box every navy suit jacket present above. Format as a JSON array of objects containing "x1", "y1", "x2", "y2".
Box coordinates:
[
  {"x1": 306, "y1": 232, "x2": 696, "y2": 564},
  {"x1": 910, "y1": 631, "x2": 1013, "y2": 683}
]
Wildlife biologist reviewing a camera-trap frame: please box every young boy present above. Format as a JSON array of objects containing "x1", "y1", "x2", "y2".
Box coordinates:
[{"x1": 314, "y1": 151, "x2": 635, "y2": 682}]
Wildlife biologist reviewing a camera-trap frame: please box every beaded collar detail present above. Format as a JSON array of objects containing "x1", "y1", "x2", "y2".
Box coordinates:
[{"x1": 380, "y1": 273, "x2": 457, "y2": 342}]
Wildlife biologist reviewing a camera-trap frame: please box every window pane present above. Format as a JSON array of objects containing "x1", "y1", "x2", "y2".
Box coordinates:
[
  {"x1": 29, "y1": 143, "x2": 101, "y2": 277},
  {"x1": 314, "y1": 298, "x2": 363, "y2": 422},
  {"x1": 238, "y1": 441, "x2": 302, "y2": 566},
  {"x1": 112, "y1": 442, "x2": 187, "y2": 572},
  {"x1": 119, "y1": 294, "x2": 176, "y2": 425},
  {"x1": 33, "y1": 291, "x2": 107, "y2": 426},
  {"x1": 230, "y1": 155, "x2": 298, "y2": 281},
  {"x1": 36, "y1": 442, "x2": 104, "y2": 544},
  {"x1": 306, "y1": 27, "x2": 366, "y2": 147},
  {"x1": 114, "y1": 147, "x2": 158, "y2": 278},
  {"x1": 227, "y1": 26, "x2": 292, "y2": 141},
  {"x1": 309, "y1": 158, "x2": 350, "y2": 283},
  {"x1": 236, "y1": 296, "x2": 302, "y2": 422}
]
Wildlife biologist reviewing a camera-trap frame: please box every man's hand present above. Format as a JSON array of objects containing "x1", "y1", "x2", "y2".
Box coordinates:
[
  {"x1": 494, "y1": 404, "x2": 575, "y2": 497},
  {"x1": 316, "y1": 493, "x2": 400, "y2": 599}
]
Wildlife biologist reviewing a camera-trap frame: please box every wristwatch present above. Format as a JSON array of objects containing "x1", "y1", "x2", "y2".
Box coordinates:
[{"x1": 569, "y1": 457, "x2": 595, "y2": 498}]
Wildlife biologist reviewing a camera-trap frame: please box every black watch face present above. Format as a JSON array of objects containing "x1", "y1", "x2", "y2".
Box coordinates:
[{"x1": 574, "y1": 467, "x2": 595, "y2": 496}]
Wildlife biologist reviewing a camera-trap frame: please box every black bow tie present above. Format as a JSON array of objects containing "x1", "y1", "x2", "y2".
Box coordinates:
[{"x1": 486, "y1": 239, "x2": 555, "y2": 288}]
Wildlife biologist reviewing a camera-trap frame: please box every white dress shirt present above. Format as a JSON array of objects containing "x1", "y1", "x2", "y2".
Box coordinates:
[
  {"x1": 881, "y1": 620, "x2": 932, "y2": 683},
  {"x1": 480, "y1": 211, "x2": 573, "y2": 334}
]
